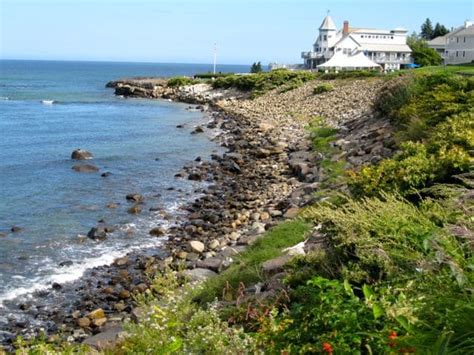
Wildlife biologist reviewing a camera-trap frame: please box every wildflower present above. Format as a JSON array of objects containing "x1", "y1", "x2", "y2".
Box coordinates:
[
  {"x1": 322, "y1": 342, "x2": 333, "y2": 354},
  {"x1": 388, "y1": 330, "x2": 398, "y2": 347}
]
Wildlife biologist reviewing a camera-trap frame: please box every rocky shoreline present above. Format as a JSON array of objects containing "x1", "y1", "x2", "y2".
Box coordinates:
[{"x1": 0, "y1": 76, "x2": 395, "y2": 351}]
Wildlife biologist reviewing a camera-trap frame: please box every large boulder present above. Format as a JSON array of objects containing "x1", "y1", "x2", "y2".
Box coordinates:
[
  {"x1": 87, "y1": 227, "x2": 107, "y2": 241},
  {"x1": 71, "y1": 149, "x2": 93, "y2": 160}
]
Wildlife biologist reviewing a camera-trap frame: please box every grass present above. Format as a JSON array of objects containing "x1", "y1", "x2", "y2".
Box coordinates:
[{"x1": 195, "y1": 220, "x2": 311, "y2": 305}]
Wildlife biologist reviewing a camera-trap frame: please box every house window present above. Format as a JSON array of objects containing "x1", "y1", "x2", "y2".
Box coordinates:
[
  {"x1": 324, "y1": 35, "x2": 327, "y2": 41},
  {"x1": 391, "y1": 36, "x2": 394, "y2": 39},
  {"x1": 463, "y1": 51, "x2": 466, "y2": 57},
  {"x1": 464, "y1": 37, "x2": 466, "y2": 42},
  {"x1": 457, "y1": 37, "x2": 459, "y2": 43},
  {"x1": 456, "y1": 51, "x2": 459, "y2": 57}
]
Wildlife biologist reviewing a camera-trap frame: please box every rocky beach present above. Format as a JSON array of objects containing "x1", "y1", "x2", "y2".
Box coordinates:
[{"x1": 1, "y1": 75, "x2": 397, "y2": 350}]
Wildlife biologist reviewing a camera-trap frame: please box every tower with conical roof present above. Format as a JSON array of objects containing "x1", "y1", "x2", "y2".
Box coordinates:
[{"x1": 314, "y1": 13, "x2": 338, "y2": 52}]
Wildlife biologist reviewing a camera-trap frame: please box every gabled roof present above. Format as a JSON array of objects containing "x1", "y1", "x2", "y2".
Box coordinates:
[
  {"x1": 320, "y1": 15, "x2": 337, "y2": 31},
  {"x1": 428, "y1": 35, "x2": 448, "y2": 46}
]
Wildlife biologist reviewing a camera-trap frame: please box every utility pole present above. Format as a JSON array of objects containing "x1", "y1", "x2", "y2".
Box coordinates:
[{"x1": 213, "y1": 43, "x2": 217, "y2": 74}]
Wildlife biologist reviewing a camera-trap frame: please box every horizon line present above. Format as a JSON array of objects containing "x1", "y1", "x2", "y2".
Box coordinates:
[{"x1": 0, "y1": 58, "x2": 256, "y2": 66}]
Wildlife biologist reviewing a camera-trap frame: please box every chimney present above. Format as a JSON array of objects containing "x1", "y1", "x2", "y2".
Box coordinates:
[{"x1": 343, "y1": 20, "x2": 349, "y2": 35}]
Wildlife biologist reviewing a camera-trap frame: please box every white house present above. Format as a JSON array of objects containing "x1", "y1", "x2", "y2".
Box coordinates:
[
  {"x1": 428, "y1": 21, "x2": 474, "y2": 65},
  {"x1": 301, "y1": 15, "x2": 412, "y2": 70}
]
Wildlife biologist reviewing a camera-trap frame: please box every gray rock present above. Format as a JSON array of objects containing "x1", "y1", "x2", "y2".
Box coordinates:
[
  {"x1": 87, "y1": 227, "x2": 107, "y2": 241},
  {"x1": 196, "y1": 257, "x2": 223, "y2": 272},
  {"x1": 71, "y1": 149, "x2": 93, "y2": 160},
  {"x1": 126, "y1": 193, "x2": 144, "y2": 203},
  {"x1": 82, "y1": 326, "x2": 125, "y2": 350},
  {"x1": 181, "y1": 268, "x2": 217, "y2": 282},
  {"x1": 262, "y1": 255, "x2": 292, "y2": 274}
]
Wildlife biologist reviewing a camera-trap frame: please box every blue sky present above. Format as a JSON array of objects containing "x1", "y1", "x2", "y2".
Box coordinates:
[{"x1": 1, "y1": 0, "x2": 473, "y2": 64}]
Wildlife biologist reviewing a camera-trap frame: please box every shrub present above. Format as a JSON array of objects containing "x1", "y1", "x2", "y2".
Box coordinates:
[
  {"x1": 319, "y1": 70, "x2": 380, "y2": 80},
  {"x1": 121, "y1": 271, "x2": 256, "y2": 354},
  {"x1": 211, "y1": 70, "x2": 317, "y2": 97},
  {"x1": 167, "y1": 76, "x2": 194, "y2": 87},
  {"x1": 260, "y1": 277, "x2": 396, "y2": 354},
  {"x1": 313, "y1": 83, "x2": 334, "y2": 94}
]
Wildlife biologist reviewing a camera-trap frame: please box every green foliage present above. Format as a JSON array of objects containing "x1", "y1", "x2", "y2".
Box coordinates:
[
  {"x1": 260, "y1": 277, "x2": 397, "y2": 354},
  {"x1": 433, "y1": 22, "x2": 449, "y2": 38},
  {"x1": 407, "y1": 36, "x2": 443, "y2": 66},
  {"x1": 194, "y1": 72, "x2": 234, "y2": 79},
  {"x1": 166, "y1": 76, "x2": 194, "y2": 87},
  {"x1": 250, "y1": 61, "x2": 263, "y2": 73},
  {"x1": 313, "y1": 83, "x2": 334, "y2": 94},
  {"x1": 319, "y1": 70, "x2": 380, "y2": 80},
  {"x1": 420, "y1": 18, "x2": 434, "y2": 40},
  {"x1": 358, "y1": 73, "x2": 474, "y2": 196},
  {"x1": 302, "y1": 193, "x2": 469, "y2": 282},
  {"x1": 211, "y1": 70, "x2": 317, "y2": 97},
  {"x1": 121, "y1": 271, "x2": 256, "y2": 354},
  {"x1": 195, "y1": 220, "x2": 310, "y2": 305}
]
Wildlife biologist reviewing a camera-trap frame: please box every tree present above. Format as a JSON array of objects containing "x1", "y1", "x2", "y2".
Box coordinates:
[
  {"x1": 420, "y1": 18, "x2": 434, "y2": 40},
  {"x1": 407, "y1": 37, "x2": 443, "y2": 66},
  {"x1": 250, "y1": 61, "x2": 262, "y2": 73},
  {"x1": 433, "y1": 22, "x2": 449, "y2": 38}
]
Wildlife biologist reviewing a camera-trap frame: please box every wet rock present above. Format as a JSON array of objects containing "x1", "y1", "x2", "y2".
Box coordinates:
[
  {"x1": 52, "y1": 282, "x2": 62, "y2": 290},
  {"x1": 106, "y1": 203, "x2": 118, "y2": 209},
  {"x1": 188, "y1": 240, "x2": 205, "y2": 253},
  {"x1": 0, "y1": 232, "x2": 7, "y2": 237},
  {"x1": 127, "y1": 205, "x2": 142, "y2": 214},
  {"x1": 191, "y1": 126, "x2": 204, "y2": 134},
  {"x1": 149, "y1": 227, "x2": 166, "y2": 237},
  {"x1": 101, "y1": 172, "x2": 112, "y2": 177},
  {"x1": 10, "y1": 225, "x2": 22, "y2": 233},
  {"x1": 58, "y1": 260, "x2": 74, "y2": 267},
  {"x1": 114, "y1": 257, "x2": 129, "y2": 266},
  {"x1": 71, "y1": 149, "x2": 93, "y2": 160},
  {"x1": 176, "y1": 124, "x2": 185, "y2": 128},
  {"x1": 126, "y1": 193, "x2": 144, "y2": 203},
  {"x1": 72, "y1": 164, "x2": 99, "y2": 173},
  {"x1": 87, "y1": 227, "x2": 107, "y2": 241}
]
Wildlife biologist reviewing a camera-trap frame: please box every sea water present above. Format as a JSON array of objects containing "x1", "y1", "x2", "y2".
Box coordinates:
[{"x1": 0, "y1": 60, "x2": 247, "y2": 306}]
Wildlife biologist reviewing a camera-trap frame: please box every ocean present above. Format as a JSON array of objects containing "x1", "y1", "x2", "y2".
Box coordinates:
[{"x1": 0, "y1": 60, "x2": 248, "y2": 307}]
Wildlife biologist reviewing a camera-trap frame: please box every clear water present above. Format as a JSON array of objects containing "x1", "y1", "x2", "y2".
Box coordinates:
[{"x1": 0, "y1": 60, "x2": 247, "y2": 305}]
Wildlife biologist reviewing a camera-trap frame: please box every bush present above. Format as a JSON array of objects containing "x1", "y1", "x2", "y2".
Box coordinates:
[
  {"x1": 121, "y1": 271, "x2": 256, "y2": 354},
  {"x1": 319, "y1": 70, "x2": 381, "y2": 80},
  {"x1": 313, "y1": 83, "x2": 334, "y2": 94},
  {"x1": 194, "y1": 72, "x2": 234, "y2": 79},
  {"x1": 167, "y1": 76, "x2": 194, "y2": 87},
  {"x1": 211, "y1": 70, "x2": 317, "y2": 97}
]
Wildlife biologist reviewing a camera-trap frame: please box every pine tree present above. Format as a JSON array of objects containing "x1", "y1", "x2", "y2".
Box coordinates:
[
  {"x1": 420, "y1": 18, "x2": 434, "y2": 40},
  {"x1": 433, "y1": 22, "x2": 449, "y2": 38},
  {"x1": 250, "y1": 61, "x2": 262, "y2": 73}
]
